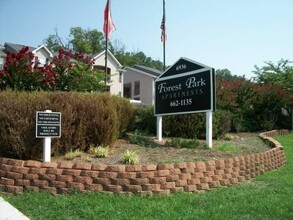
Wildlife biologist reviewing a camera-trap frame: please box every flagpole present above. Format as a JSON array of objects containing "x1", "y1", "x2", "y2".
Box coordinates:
[
  {"x1": 104, "y1": 1, "x2": 109, "y2": 91},
  {"x1": 163, "y1": 0, "x2": 166, "y2": 71}
]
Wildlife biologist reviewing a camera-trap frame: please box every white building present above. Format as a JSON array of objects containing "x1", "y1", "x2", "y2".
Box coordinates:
[
  {"x1": 92, "y1": 50, "x2": 123, "y2": 96},
  {"x1": 123, "y1": 65, "x2": 161, "y2": 105}
]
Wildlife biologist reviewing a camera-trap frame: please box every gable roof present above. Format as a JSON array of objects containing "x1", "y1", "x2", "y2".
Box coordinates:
[
  {"x1": 4, "y1": 42, "x2": 35, "y2": 53},
  {"x1": 92, "y1": 50, "x2": 122, "y2": 68},
  {"x1": 4, "y1": 42, "x2": 53, "y2": 57},
  {"x1": 124, "y1": 65, "x2": 162, "y2": 79},
  {"x1": 133, "y1": 65, "x2": 162, "y2": 77},
  {"x1": 33, "y1": 45, "x2": 53, "y2": 58}
]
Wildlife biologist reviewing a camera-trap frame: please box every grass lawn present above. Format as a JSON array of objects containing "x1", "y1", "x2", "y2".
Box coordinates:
[{"x1": 1, "y1": 133, "x2": 293, "y2": 220}]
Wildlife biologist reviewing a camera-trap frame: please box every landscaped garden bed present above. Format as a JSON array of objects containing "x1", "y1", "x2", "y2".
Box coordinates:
[{"x1": 0, "y1": 130, "x2": 287, "y2": 195}]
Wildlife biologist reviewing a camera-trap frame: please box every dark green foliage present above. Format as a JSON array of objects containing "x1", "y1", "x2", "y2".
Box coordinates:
[
  {"x1": 170, "y1": 137, "x2": 200, "y2": 149},
  {"x1": 163, "y1": 110, "x2": 231, "y2": 139},
  {"x1": 212, "y1": 110, "x2": 232, "y2": 139},
  {"x1": 216, "y1": 77, "x2": 289, "y2": 132},
  {"x1": 163, "y1": 114, "x2": 205, "y2": 139},
  {"x1": 127, "y1": 131, "x2": 157, "y2": 148},
  {"x1": 0, "y1": 91, "x2": 134, "y2": 160},
  {"x1": 131, "y1": 105, "x2": 156, "y2": 135}
]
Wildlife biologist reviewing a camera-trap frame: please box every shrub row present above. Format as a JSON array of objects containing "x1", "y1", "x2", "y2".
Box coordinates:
[
  {"x1": 0, "y1": 91, "x2": 134, "y2": 160},
  {"x1": 131, "y1": 105, "x2": 232, "y2": 139}
]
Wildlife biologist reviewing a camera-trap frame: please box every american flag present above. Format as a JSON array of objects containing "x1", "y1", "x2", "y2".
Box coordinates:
[
  {"x1": 160, "y1": 0, "x2": 166, "y2": 42},
  {"x1": 160, "y1": 15, "x2": 166, "y2": 42}
]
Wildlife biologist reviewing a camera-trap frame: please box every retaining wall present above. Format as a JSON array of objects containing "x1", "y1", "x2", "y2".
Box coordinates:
[{"x1": 0, "y1": 130, "x2": 288, "y2": 195}]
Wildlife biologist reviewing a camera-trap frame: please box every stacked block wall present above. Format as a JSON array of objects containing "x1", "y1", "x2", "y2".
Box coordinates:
[{"x1": 0, "y1": 130, "x2": 288, "y2": 195}]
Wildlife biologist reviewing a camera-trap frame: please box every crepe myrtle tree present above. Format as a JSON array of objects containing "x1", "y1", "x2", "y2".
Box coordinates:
[
  {"x1": 0, "y1": 47, "x2": 106, "y2": 92},
  {"x1": 0, "y1": 47, "x2": 44, "y2": 91}
]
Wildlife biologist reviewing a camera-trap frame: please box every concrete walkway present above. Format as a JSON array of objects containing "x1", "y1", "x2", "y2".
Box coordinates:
[{"x1": 0, "y1": 197, "x2": 29, "y2": 220}]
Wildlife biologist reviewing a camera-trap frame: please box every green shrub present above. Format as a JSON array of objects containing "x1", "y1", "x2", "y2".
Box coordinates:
[
  {"x1": 111, "y1": 96, "x2": 135, "y2": 137},
  {"x1": 170, "y1": 138, "x2": 200, "y2": 149},
  {"x1": 131, "y1": 105, "x2": 156, "y2": 135},
  {"x1": 163, "y1": 114, "x2": 205, "y2": 139},
  {"x1": 127, "y1": 131, "x2": 157, "y2": 148},
  {"x1": 0, "y1": 91, "x2": 134, "y2": 160},
  {"x1": 212, "y1": 110, "x2": 232, "y2": 139},
  {"x1": 122, "y1": 150, "x2": 139, "y2": 164},
  {"x1": 162, "y1": 110, "x2": 232, "y2": 139},
  {"x1": 214, "y1": 143, "x2": 239, "y2": 152}
]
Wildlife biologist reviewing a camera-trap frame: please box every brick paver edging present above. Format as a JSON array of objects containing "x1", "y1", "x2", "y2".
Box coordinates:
[{"x1": 0, "y1": 130, "x2": 288, "y2": 195}]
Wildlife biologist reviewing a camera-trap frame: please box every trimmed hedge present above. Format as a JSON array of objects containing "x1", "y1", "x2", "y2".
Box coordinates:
[{"x1": 0, "y1": 91, "x2": 134, "y2": 160}]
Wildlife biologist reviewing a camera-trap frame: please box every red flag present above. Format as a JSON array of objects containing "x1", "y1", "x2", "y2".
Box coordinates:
[{"x1": 103, "y1": 0, "x2": 115, "y2": 41}]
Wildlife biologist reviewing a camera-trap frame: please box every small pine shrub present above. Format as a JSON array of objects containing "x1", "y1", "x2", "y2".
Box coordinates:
[{"x1": 122, "y1": 150, "x2": 139, "y2": 164}]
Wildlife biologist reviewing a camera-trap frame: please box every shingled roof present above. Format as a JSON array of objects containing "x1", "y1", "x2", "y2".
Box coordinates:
[
  {"x1": 4, "y1": 42, "x2": 36, "y2": 53},
  {"x1": 132, "y1": 65, "x2": 162, "y2": 77}
]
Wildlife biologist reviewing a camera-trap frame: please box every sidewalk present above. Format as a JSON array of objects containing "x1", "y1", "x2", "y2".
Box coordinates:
[{"x1": 0, "y1": 197, "x2": 29, "y2": 220}]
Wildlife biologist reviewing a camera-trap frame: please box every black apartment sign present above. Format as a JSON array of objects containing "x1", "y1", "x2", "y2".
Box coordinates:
[
  {"x1": 155, "y1": 57, "x2": 216, "y2": 115},
  {"x1": 36, "y1": 111, "x2": 61, "y2": 138}
]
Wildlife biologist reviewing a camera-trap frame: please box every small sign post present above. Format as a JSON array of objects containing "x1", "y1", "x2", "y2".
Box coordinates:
[
  {"x1": 154, "y1": 57, "x2": 216, "y2": 148},
  {"x1": 36, "y1": 110, "x2": 61, "y2": 162}
]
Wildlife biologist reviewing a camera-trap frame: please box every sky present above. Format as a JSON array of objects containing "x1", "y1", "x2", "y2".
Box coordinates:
[{"x1": 0, "y1": 0, "x2": 292, "y2": 78}]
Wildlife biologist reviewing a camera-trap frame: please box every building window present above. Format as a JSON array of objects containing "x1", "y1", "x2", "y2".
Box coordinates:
[
  {"x1": 123, "y1": 83, "x2": 131, "y2": 98},
  {"x1": 134, "y1": 81, "x2": 140, "y2": 96}
]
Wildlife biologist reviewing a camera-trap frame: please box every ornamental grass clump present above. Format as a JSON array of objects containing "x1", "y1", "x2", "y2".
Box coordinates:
[
  {"x1": 64, "y1": 149, "x2": 83, "y2": 160},
  {"x1": 88, "y1": 145, "x2": 109, "y2": 158},
  {"x1": 122, "y1": 150, "x2": 139, "y2": 164},
  {"x1": 95, "y1": 146, "x2": 109, "y2": 158}
]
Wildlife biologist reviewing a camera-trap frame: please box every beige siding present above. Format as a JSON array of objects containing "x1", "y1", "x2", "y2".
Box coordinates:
[
  {"x1": 123, "y1": 69, "x2": 155, "y2": 105},
  {"x1": 34, "y1": 48, "x2": 51, "y2": 66},
  {"x1": 93, "y1": 53, "x2": 122, "y2": 96}
]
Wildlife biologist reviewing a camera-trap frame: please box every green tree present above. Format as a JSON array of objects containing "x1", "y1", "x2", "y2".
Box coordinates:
[
  {"x1": 216, "y1": 69, "x2": 242, "y2": 81},
  {"x1": 69, "y1": 27, "x2": 108, "y2": 54},
  {"x1": 44, "y1": 27, "x2": 164, "y2": 71},
  {"x1": 44, "y1": 27, "x2": 112, "y2": 54},
  {"x1": 253, "y1": 59, "x2": 293, "y2": 129},
  {"x1": 43, "y1": 28, "x2": 70, "y2": 52}
]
